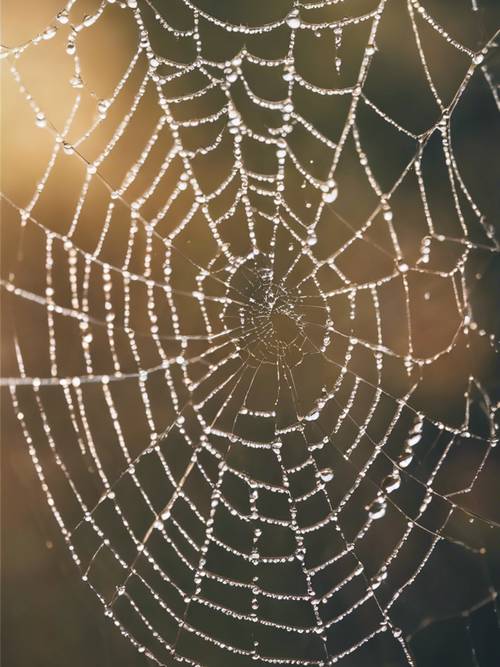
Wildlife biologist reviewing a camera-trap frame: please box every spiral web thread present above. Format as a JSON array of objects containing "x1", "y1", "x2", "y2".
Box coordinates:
[{"x1": 1, "y1": 0, "x2": 500, "y2": 665}]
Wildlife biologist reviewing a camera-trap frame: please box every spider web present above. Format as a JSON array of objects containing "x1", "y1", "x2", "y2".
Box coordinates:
[{"x1": 1, "y1": 0, "x2": 500, "y2": 665}]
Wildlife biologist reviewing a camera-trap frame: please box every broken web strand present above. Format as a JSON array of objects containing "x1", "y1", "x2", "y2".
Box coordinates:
[{"x1": 0, "y1": 2, "x2": 500, "y2": 664}]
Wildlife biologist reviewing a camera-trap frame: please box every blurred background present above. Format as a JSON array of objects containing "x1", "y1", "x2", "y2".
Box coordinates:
[{"x1": 2, "y1": 1, "x2": 500, "y2": 666}]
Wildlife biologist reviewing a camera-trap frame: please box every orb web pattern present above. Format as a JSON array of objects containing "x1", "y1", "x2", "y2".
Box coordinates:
[{"x1": 1, "y1": 1, "x2": 500, "y2": 665}]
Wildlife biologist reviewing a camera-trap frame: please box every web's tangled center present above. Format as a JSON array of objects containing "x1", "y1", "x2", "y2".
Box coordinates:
[
  {"x1": 270, "y1": 308, "x2": 298, "y2": 345},
  {"x1": 224, "y1": 260, "x2": 318, "y2": 365}
]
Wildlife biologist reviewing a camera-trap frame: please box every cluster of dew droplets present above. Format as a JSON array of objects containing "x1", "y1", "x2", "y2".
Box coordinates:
[
  {"x1": 366, "y1": 495, "x2": 387, "y2": 521},
  {"x1": 399, "y1": 415, "x2": 424, "y2": 468},
  {"x1": 321, "y1": 178, "x2": 339, "y2": 204},
  {"x1": 333, "y1": 27, "x2": 343, "y2": 74},
  {"x1": 366, "y1": 414, "x2": 424, "y2": 522}
]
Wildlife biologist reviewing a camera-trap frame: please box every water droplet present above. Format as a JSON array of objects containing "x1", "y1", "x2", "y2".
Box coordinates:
[
  {"x1": 382, "y1": 473, "x2": 400, "y2": 494},
  {"x1": 322, "y1": 180, "x2": 338, "y2": 203},
  {"x1": 367, "y1": 498, "x2": 386, "y2": 520},
  {"x1": 56, "y1": 10, "x2": 69, "y2": 24},
  {"x1": 70, "y1": 75, "x2": 83, "y2": 88},
  {"x1": 370, "y1": 567, "x2": 387, "y2": 589},
  {"x1": 319, "y1": 468, "x2": 334, "y2": 483},
  {"x1": 35, "y1": 112, "x2": 46, "y2": 128},
  {"x1": 43, "y1": 26, "x2": 57, "y2": 40},
  {"x1": 286, "y1": 12, "x2": 301, "y2": 29},
  {"x1": 98, "y1": 99, "x2": 110, "y2": 115},
  {"x1": 398, "y1": 449, "x2": 413, "y2": 468},
  {"x1": 406, "y1": 432, "x2": 422, "y2": 447},
  {"x1": 411, "y1": 416, "x2": 423, "y2": 434}
]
